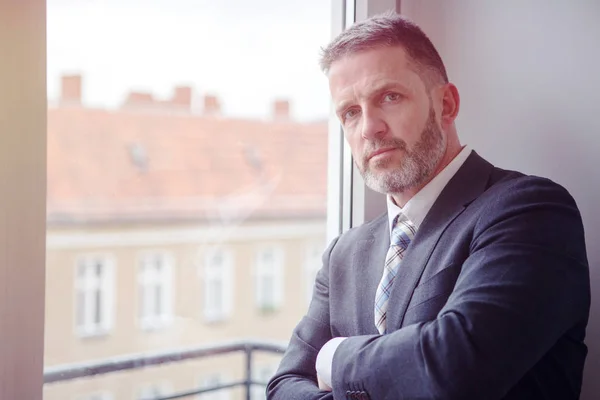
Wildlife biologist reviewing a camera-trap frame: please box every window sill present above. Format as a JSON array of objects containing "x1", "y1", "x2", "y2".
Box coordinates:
[
  {"x1": 203, "y1": 314, "x2": 230, "y2": 325},
  {"x1": 139, "y1": 318, "x2": 173, "y2": 332},
  {"x1": 75, "y1": 328, "x2": 111, "y2": 339},
  {"x1": 257, "y1": 305, "x2": 281, "y2": 315}
]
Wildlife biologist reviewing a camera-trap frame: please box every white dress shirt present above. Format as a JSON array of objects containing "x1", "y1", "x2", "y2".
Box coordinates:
[{"x1": 315, "y1": 146, "x2": 472, "y2": 389}]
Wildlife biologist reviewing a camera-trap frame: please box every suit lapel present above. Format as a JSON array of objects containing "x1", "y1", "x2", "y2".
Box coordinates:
[{"x1": 385, "y1": 151, "x2": 494, "y2": 331}]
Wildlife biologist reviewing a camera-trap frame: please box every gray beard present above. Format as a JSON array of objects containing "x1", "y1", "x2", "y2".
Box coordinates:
[{"x1": 358, "y1": 107, "x2": 446, "y2": 195}]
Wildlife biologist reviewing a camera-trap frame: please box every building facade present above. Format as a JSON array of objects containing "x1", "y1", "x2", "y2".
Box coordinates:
[{"x1": 44, "y1": 76, "x2": 328, "y2": 400}]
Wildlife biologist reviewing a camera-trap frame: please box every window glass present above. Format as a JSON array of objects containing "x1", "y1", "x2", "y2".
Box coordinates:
[{"x1": 45, "y1": 1, "x2": 333, "y2": 399}]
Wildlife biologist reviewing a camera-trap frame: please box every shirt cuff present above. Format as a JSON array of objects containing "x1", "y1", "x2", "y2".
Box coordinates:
[{"x1": 315, "y1": 337, "x2": 347, "y2": 388}]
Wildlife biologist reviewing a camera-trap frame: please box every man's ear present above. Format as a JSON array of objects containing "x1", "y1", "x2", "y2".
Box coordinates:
[{"x1": 440, "y1": 83, "x2": 460, "y2": 128}]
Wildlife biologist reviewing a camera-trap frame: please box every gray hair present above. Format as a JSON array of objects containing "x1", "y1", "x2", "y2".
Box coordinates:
[{"x1": 319, "y1": 12, "x2": 448, "y2": 86}]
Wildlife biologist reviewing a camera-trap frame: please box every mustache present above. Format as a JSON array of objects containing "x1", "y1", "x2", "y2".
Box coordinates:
[{"x1": 363, "y1": 139, "x2": 408, "y2": 159}]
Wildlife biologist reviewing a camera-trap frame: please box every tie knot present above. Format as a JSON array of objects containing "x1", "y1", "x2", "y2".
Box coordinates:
[{"x1": 391, "y1": 214, "x2": 416, "y2": 249}]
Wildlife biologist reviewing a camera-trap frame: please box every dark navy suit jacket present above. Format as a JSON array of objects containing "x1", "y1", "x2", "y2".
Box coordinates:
[{"x1": 267, "y1": 152, "x2": 590, "y2": 400}]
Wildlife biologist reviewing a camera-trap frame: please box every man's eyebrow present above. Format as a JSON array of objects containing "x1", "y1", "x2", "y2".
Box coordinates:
[
  {"x1": 334, "y1": 81, "x2": 412, "y2": 115},
  {"x1": 335, "y1": 101, "x2": 353, "y2": 115}
]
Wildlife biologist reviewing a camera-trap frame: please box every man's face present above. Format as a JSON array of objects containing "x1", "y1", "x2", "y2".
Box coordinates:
[{"x1": 328, "y1": 45, "x2": 446, "y2": 195}]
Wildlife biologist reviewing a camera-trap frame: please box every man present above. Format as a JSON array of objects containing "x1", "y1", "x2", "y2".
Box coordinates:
[{"x1": 267, "y1": 12, "x2": 590, "y2": 400}]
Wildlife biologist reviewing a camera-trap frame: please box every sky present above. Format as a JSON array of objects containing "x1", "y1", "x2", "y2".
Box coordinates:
[{"x1": 47, "y1": 0, "x2": 334, "y2": 121}]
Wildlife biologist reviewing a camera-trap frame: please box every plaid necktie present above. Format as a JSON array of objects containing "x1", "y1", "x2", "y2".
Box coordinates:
[{"x1": 374, "y1": 214, "x2": 417, "y2": 334}]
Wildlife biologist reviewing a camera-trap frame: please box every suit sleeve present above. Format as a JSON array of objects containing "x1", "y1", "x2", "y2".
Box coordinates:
[
  {"x1": 266, "y1": 236, "x2": 340, "y2": 400},
  {"x1": 331, "y1": 178, "x2": 590, "y2": 400}
]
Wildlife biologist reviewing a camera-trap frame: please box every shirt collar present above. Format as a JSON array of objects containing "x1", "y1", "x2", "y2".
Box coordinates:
[{"x1": 387, "y1": 146, "x2": 472, "y2": 235}]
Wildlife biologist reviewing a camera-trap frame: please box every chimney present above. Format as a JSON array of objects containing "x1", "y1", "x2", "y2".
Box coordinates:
[
  {"x1": 171, "y1": 86, "x2": 192, "y2": 110},
  {"x1": 203, "y1": 95, "x2": 221, "y2": 116},
  {"x1": 123, "y1": 91, "x2": 155, "y2": 109},
  {"x1": 60, "y1": 74, "x2": 82, "y2": 105},
  {"x1": 273, "y1": 99, "x2": 290, "y2": 120}
]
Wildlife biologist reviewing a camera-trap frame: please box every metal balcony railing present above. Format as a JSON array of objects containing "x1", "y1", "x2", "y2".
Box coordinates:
[{"x1": 43, "y1": 339, "x2": 287, "y2": 400}]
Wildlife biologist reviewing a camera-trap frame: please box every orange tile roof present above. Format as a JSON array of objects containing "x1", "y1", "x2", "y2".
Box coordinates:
[{"x1": 47, "y1": 107, "x2": 329, "y2": 225}]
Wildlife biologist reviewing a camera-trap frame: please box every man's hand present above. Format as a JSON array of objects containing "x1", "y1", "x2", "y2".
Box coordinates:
[{"x1": 315, "y1": 337, "x2": 347, "y2": 392}]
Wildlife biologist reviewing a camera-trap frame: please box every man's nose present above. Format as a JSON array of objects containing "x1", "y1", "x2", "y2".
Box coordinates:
[{"x1": 360, "y1": 109, "x2": 387, "y2": 140}]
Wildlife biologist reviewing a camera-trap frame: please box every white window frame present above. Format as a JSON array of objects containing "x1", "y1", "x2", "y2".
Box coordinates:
[
  {"x1": 335, "y1": 0, "x2": 394, "y2": 236},
  {"x1": 201, "y1": 247, "x2": 234, "y2": 322},
  {"x1": 74, "y1": 254, "x2": 116, "y2": 338},
  {"x1": 137, "y1": 250, "x2": 175, "y2": 331},
  {"x1": 327, "y1": 0, "x2": 394, "y2": 243},
  {"x1": 2, "y1": 1, "x2": 394, "y2": 397},
  {"x1": 254, "y1": 246, "x2": 285, "y2": 312}
]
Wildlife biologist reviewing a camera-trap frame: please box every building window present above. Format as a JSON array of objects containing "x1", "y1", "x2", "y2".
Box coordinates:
[
  {"x1": 305, "y1": 242, "x2": 323, "y2": 305},
  {"x1": 254, "y1": 246, "x2": 284, "y2": 313},
  {"x1": 138, "y1": 251, "x2": 174, "y2": 330},
  {"x1": 74, "y1": 255, "x2": 115, "y2": 337},
  {"x1": 202, "y1": 248, "x2": 233, "y2": 322},
  {"x1": 197, "y1": 373, "x2": 231, "y2": 400}
]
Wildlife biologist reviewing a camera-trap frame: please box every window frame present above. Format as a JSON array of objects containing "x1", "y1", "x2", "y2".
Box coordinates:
[
  {"x1": 136, "y1": 250, "x2": 175, "y2": 331},
  {"x1": 201, "y1": 247, "x2": 234, "y2": 323},
  {"x1": 253, "y1": 245, "x2": 285, "y2": 312},
  {"x1": 73, "y1": 253, "x2": 116, "y2": 338},
  {"x1": 335, "y1": 0, "x2": 397, "y2": 235}
]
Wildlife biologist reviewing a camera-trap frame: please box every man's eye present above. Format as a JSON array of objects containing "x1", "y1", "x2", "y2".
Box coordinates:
[
  {"x1": 383, "y1": 93, "x2": 401, "y2": 102},
  {"x1": 343, "y1": 108, "x2": 359, "y2": 120}
]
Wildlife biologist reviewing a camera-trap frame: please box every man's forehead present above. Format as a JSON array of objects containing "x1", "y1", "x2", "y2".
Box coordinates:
[
  {"x1": 328, "y1": 45, "x2": 412, "y2": 75},
  {"x1": 328, "y1": 48, "x2": 420, "y2": 88}
]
